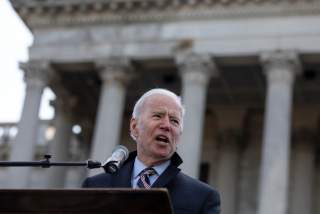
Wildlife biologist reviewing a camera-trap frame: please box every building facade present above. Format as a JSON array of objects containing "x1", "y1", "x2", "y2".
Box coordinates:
[{"x1": 6, "y1": 0, "x2": 320, "y2": 213}]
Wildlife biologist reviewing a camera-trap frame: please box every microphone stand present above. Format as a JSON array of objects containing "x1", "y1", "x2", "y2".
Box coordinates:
[{"x1": 0, "y1": 154, "x2": 101, "y2": 169}]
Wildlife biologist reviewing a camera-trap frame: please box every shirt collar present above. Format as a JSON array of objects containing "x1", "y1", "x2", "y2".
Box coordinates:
[{"x1": 133, "y1": 157, "x2": 171, "y2": 179}]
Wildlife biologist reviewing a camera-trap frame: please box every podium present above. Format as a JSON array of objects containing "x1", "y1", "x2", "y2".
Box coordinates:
[{"x1": 0, "y1": 188, "x2": 173, "y2": 213}]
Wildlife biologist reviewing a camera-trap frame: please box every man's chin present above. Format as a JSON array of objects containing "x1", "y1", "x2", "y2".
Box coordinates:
[{"x1": 153, "y1": 150, "x2": 173, "y2": 160}]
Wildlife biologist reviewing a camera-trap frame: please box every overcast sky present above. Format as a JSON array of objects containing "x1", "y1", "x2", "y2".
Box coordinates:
[{"x1": 0, "y1": 0, "x2": 54, "y2": 123}]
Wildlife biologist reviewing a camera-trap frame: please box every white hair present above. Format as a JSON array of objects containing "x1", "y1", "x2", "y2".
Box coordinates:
[{"x1": 132, "y1": 88, "x2": 185, "y2": 120}]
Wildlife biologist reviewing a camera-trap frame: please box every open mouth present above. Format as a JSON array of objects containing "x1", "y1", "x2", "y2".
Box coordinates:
[{"x1": 155, "y1": 135, "x2": 170, "y2": 144}]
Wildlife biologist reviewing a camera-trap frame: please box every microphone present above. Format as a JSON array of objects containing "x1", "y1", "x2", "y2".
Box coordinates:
[{"x1": 102, "y1": 145, "x2": 129, "y2": 174}]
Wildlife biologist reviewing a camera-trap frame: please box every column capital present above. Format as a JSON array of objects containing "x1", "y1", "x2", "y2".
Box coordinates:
[
  {"x1": 260, "y1": 50, "x2": 302, "y2": 84},
  {"x1": 175, "y1": 53, "x2": 218, "y2": 86},
  {"x1": 95, "y1": 57, "x2": 133, "y2": 86},
  {"x1": 20, "y1": 60, "x2": 53, "y2": 88}
]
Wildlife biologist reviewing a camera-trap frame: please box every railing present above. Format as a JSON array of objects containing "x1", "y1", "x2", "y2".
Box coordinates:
[{"x1": 0, "y1": 121, "x2": 52, "y2": 160}]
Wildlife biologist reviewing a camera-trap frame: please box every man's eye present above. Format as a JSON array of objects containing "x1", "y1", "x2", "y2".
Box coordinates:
[
  {"x1": 171, "y1": 119, "x2": 180, "y2": 125},
  {"x1": 153, "y1": 114, "x2": 161, "y2": 118}
]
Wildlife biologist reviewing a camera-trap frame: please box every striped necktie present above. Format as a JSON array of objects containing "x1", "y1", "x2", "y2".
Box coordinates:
[{"x1": 137, "y1": 167, "x2": 156, "y2": 189}]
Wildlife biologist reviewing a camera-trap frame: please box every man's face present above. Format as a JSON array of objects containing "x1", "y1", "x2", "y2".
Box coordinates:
[{"x1": 130, "y1": 94, "x2": 183, "y2": 165}]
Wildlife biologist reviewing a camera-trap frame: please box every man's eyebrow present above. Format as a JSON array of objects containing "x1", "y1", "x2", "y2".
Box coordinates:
[
  {"x1": 169, "y1": 112, "x2": 182, "y2": 118},
  {"x1": 170, "y1": 115, "x2": 181, "y2": 122},
  {"x1": 150, "y1": 108, "x2": 181, "y2": 116},
  {"x1": 150, "y1": 110, "x2": 165, "y2": 115},
  {"x1": 151, "y1": 109, "x2": 163, "y2": 113}
]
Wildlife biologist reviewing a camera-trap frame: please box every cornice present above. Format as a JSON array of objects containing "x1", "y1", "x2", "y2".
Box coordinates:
[{"x1": 10, "y1": 0, "x2": 320, "y2": 28}]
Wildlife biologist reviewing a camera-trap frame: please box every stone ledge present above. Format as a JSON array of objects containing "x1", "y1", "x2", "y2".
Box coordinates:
[
  {"x1": 11, "y1": 0, "x2": 318, "y2": 14},
  {"x1": 10, "y1": 0, "x2": 320, "y2": 27}
]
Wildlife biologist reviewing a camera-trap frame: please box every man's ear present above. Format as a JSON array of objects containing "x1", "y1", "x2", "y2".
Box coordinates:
[{"x1": 130, "y1": 118, "x2": 139, "y2": 139}]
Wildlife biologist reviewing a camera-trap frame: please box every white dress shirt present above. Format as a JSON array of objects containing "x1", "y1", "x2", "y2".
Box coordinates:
[{"x1": 131, "y1": 157, "x2": 171, "y2": 188}]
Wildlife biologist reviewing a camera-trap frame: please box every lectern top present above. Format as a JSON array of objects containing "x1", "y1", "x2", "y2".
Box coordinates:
[{"x1": 0, "y1": 188, "x2": 173, "y2": 214}]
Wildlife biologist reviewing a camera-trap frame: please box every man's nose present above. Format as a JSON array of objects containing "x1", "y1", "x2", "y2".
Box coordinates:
[{"x1": 160, "y1": 116, "x2": 171, "y2": 131}]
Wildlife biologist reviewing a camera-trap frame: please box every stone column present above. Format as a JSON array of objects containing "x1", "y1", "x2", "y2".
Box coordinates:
[
  {"x1": 258, "y1": 51, "x2": 301, "y2": 214},
  {"x1": 290, "y1": 129, "x2": 315, "y2": 214},
  {"x1": 90, "y1": 58, "x2": 132, "y2": 175},
  {"x1": 68, "y1": 118, "x2": 92, "y2": 187},
  {"x1": 176, "y1": 53, "x2": 218, "y2": 178},
  {"x1": 315, "y1": 157, "x2": 320, "y2": 214},
  {"x1": 73, "y1": 139, "x2": 91, "y2": 187},
  {"x1": 8, "y1": 61, "x2": 51, "y2": 188},
  {"x1": 217, "y1": 129, "x2": 241, "y2": 214},
  {"x1": 47, "y1": 89, "x2": 75, "y2": 188},
  {"x1": 238, "y1": 111, "x2": 264, "y2": 214}
]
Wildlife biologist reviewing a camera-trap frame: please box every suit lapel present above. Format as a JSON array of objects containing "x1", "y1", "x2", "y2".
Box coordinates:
[
  {"x1": 109, "y1": 151, "x2": 182, "y2": 188},
  {"x1": 152, "y1": 152, "x2": 182, "y2": 188},
  {"x1": 110, "y1": 159, "x2": 134, "y2": 188},
  {"x1": 152, "y1": 165, "x2": 180, "y2": 188}
]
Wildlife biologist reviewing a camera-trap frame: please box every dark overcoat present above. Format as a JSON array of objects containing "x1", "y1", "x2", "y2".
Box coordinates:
[{"x1": 82, "y1": 151, "x2": 220, "y2": 214}]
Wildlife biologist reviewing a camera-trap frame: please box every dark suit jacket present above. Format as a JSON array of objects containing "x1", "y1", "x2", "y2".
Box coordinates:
[{"x1": 82, "y1": 151, "x2": 220, "y2": 214}]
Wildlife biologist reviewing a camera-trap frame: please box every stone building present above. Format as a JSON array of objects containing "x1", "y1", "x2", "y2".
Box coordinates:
[{"x1": 6, "y1": 0, "x2": 320, "y2": 214}]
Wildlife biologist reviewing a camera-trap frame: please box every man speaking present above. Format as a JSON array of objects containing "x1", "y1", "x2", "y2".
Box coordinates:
[{"x1": 82, "y1": 88, "x2": 220, "y2": 214}]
